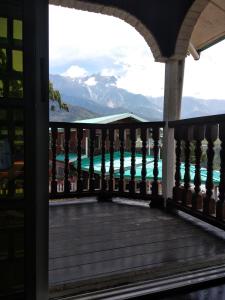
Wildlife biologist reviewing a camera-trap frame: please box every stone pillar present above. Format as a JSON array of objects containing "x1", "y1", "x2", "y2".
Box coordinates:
[{"x1": 162, "y1": 59, "x2": 185, "y2": 202}]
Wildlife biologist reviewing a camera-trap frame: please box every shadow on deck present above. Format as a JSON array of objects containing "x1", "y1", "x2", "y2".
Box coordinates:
[{"x1": 49, "y1": 199, "x2": 225, "y2": 298}]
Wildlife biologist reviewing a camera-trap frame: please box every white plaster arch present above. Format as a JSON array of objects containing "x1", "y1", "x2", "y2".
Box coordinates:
[
  {"x1": 173, "y1": 0, "x2": 210, "y2": 60},
  {"x1": 50, "y1": 0, "x2": 165, "y2": 62}
]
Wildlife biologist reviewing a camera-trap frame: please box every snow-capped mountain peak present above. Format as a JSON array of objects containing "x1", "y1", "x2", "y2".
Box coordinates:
[
  {"x1": 84, "y1": 76, "x2": 97, "y2": 86},
  {"x1": 50, "y1": 73, "x2": 225, "y2": 122},
  {"x1": 50, "y1": 73, "x2": 163, "y2": 121}
]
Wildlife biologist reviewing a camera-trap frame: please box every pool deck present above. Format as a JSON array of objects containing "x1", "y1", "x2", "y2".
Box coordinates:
[{"x1": 49, "y1": 199, "x2": 225, "y2": 298}]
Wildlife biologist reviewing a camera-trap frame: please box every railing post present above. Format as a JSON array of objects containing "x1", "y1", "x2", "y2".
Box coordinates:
[
  {"x1": 89, "y1": 128, "x2": 95, "y2": 192},
  {"x1": 203, "y1": 125, "x2": 218, "y2": 215},
  {"x1": 77, "y1": 128, "x2": 83, "y2": 193},
  {"x1": 217, "y1": 122, "x2": 225, "y2": 220},
  {"x1": 101, "y1": 128, "x2": 107, "y2": 192},
  {"x1": 51, "y1": 127, "x2": 57, "y2": 195},
  {"x1": 109, "y1": 128, "x2": 114, "y2": 194},
  {"x1": 150, "y1": 127, "x2": 164, "y2": 208},
  {"x1": 182, "y1": 125, "x2": 193, "y2": 206},
  {"x1": 162, "y1": 125, "x2": 175, "y2": 201},
  {"x1": 192, "y1": 125, "x2": 205, "y2": 210},
  {"x1": 151, "y1": 127, "x2": 159, "y2": 197},
  {"x1": 129, "y1": 128, "x2": 136, "y2": 195},
  {"x1": 119, "y1": 128, "x2": 125, "y2": 193},
  {"x1": 98, "y1": 128, "x2": 111, "y2": 202},
  {"x1": 173, "y1": 126, "x2": 182, "y2": 202},
  {"x1": 64, "y1": 127, "x2": 71, "y2": 194},
  {"x1": 140, "y1": 127, "x2": 147, "y2": 196}
]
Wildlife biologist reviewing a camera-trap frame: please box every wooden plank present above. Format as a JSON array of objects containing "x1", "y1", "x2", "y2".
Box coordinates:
[
  {"x1": 49, "y1": 220, "x2": 220, "y2": 248},
  {"x1": 49, "y1": 201, "x2": 225, "y2": 289},
  {"x1": 49, "y1": 221, "x2": 198, "y2": 242},
  {"x1": 49, "y1": 229, "x2": 205, "y2": 255},
  {"x1": 49, "y1": 247, "x2": 224, "y2": 285},
  {"x1": 49, "y1": 236, "x2": 223, "y2": 270}
]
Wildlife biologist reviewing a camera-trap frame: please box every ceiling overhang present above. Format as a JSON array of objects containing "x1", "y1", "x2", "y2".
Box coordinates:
[{"x1": 190, "y1": 0, "x2": 225, "y2": 52}]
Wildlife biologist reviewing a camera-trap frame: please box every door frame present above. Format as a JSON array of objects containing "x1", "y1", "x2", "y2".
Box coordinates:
[{"x1": 24, "y1": 1, "x2": 49, "y2": 299}]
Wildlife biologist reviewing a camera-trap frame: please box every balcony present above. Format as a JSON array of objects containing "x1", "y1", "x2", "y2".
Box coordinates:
[{"x1": 48, "y1": 114, "x2": 225, "y2": 298}]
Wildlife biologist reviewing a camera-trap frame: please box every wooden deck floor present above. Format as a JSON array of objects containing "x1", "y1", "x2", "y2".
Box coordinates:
[{"x1": 49, "y1": 199, "x2": 225, "y2": 297}]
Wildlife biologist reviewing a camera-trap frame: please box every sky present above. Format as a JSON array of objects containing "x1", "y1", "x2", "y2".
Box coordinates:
[{"x1": 49, "y1": 5, "x2": 225, "y2": 100}]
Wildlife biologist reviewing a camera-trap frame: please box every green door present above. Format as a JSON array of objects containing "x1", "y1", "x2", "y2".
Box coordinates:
[{"x1": 0, "y1": 1, "x2": 49, "y2": 299}]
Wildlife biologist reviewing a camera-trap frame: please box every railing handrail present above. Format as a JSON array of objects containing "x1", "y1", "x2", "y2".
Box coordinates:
[
  {"x1": 169, "y1": 113, "x2": 225, "y2": 127},
  {"x1": 50, "y1": 113, "x2": 225, "y2": 129}
]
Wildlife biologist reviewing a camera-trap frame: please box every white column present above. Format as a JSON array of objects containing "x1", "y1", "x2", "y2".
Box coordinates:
[{"x1": 162, "y1": 59, "x2": 185, "y2": 202}]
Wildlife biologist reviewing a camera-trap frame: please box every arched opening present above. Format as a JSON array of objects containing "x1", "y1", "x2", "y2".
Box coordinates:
[
  {"x1": 49, "y1": 0, "x2": 164, "y2": 61},
  {"x1": 49, "y1": 5, "x2": 165, "y2": 122},
  {"x1": 47, "y1": 3, "x2": 225, "y2": 298},
  {"x1": 48, "y1": 5, "x2": 168, "y2": 296}
]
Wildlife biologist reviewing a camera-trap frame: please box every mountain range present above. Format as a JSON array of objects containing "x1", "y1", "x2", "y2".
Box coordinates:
[{"x1": 49, "y1": 73, "x2": 225, "y2": 122}]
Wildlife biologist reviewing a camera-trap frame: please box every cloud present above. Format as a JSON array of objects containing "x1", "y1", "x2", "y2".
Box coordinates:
[
  {"x1": 50, "y1": 5, "x2": 225, "y2": 100},
  {"x1": 100, "y1": 68, "x2": 118, "y2": 77},
  {"x1": 62, "y1": 65, "x2": 88, "y2": 78},
  {"x1": 49, "y1": 5, "x2": 153, "y2": 66},
  {"x1": 114, "y1": 49, "x2": 165, "y2": 96},
  {"x1": 50, "y1": 4, "x2": 165, "y2": 96},
  {"x1": 116, "y1": 64, "x2": 164, "y2": 96},
  {"x1": 183, "y1": 40, "x2": 225, "y2": 99},
  {"x1": 49, "y1": 5, "x2": 144, "y2": 67}
]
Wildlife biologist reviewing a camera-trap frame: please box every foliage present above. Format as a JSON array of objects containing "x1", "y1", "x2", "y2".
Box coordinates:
[
  {"x1": 49, "y1": 81, "x2": 69, "y2": 112},
  {"x1": 0, "y1": 49, "x2": 7, "y2": 71},
  {"x1": 180, "y1": 140, "x2": 221, "y2": 171},
  {"x1": 0, "y1": 49, "x2": 23, "y2": 98},
  {"x1": 9, "y1": 80, "x2": 23, "y2": 98}
]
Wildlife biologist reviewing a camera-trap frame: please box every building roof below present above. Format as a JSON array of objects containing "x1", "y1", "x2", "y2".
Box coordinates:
[{"x1": 74, "y1": 113, "x2": 147, "y2": 124}]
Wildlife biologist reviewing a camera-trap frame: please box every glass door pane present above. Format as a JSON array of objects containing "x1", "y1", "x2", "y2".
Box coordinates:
[{"x1": 0, "y1": 1, "x2": 24, "y2": 297}]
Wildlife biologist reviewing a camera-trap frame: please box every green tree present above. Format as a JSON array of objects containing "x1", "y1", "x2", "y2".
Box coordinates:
[
  {"x1": 0, "y1": 49, "x2": 23, "y2": 98},
  {"x1": 0, "y1": 49, "x2": 7, "y2": 71},
  {"x1": 49, "y1": 81, "x2": 69, "y2": 112}
]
